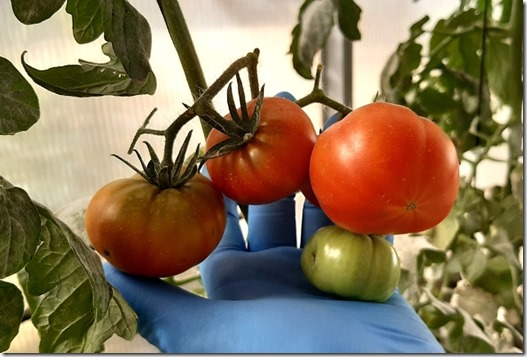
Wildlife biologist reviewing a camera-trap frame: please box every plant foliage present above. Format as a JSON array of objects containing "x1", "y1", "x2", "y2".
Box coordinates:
[
  {"x1": 380, "y1": 0, "x2": 523, "y2": 352},
  {"x1": 289, "y1": 0, "x2": 361, "y2": 79}
]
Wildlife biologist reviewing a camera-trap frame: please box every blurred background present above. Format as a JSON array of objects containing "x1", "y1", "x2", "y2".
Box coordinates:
[{"x1": 4, "y1": 0, "x2": 519, "y2": 353}]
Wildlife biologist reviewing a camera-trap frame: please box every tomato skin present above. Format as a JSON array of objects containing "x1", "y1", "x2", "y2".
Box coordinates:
[
  {"x1": 206, "y1": 97, "x2": 317, "y2": 205},
  {"x1": 310, "y1": 102, "x2": 459, "y2": 235},
  {"x1": 85, "y1": 174, "x2": 226, "y2": 277},
  {"x1": 300, "y1": 178, "x2": 320, "y2": 207},
  {"x1": 301, "y1": 225, "x2": 400, "y2": 302}
]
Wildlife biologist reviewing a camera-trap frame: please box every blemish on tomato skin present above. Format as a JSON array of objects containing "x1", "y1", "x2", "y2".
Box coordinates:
[{"x1": 406, "y1": 202, "x2": 417, "y2": 211}]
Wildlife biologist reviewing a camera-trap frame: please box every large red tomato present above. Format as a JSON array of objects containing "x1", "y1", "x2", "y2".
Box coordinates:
[
  {"x1": 206, "y1": 97, "x2": 317, "y2": 205},
  {"x1": 310, "y1": 102, "x2": 459, "y2": 235},
  {"x1": 85, "y1": 174, "x2": 226, "y2": 277}
]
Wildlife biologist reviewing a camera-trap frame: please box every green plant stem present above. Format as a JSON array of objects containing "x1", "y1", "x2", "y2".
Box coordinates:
[
  {"x1": 246, "y1": 48, "x2": 261, "y2": 98},
  {"x1": 195, "y1": 50, "x2": 260, "y2": 104},
  {"x1": 126, "y1": 108, "x2": 163, "y2": 154},
  {"x1": 463, "y1": 123, "x2": 507, "y2": 184},
  {"x1": 503, "y1": 0, "x2": 523, "y2": 197},
  {"x1": 507, "y1": 0, "x2": 522, "y2": 130},
  {"x1": 295, "y1": 65, "x2": 352, "y2": 114},
  {"x1": 476, "y1": 0, "x2": 490, "y2": 120},
  {"x1": 156, "y1": 0, "x2": 211, "y2": 137},
  {"x1": 297, "y1": 88, "x2": 352, "y2": 114}
]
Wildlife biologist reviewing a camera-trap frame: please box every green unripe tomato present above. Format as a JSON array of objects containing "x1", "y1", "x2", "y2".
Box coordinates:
[{"x1": 301, "y1": 225, "x2": 401, "y2": 302}]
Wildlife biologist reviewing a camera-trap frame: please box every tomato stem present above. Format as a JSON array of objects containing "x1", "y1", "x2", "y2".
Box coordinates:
[
  {"x1": 246, "y1": 48, "x2": 261, "y2": 98},
  {"x1": 156, "y1": 0, "x2": 211, "y2": 138},
  {"x1": 502, "y1": 0, "x2": 522, "y2": 197},
  {"x1": 121, "y1": 49, "x2": 261, "y2": 179},
  {"x1": 295, "y1": 64, "x2": 353, "y2": 115},
  {"x1": 126, "y1": 108, "x2": 164, "y2": 155}
]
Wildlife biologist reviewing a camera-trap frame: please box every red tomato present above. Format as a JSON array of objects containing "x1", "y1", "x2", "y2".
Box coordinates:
[
  {"x1": 310, "y1": 102, "x2": 459, "y2": 235},
  {"x1": 300, "y1": 178, "x2": 320, "y2": 207},
  {"x1": 205, "y1": 97, "x2": 317, "y2": 205},
  {"x1": 85, "y1": 174, "x2": 226, "y2": 277}
]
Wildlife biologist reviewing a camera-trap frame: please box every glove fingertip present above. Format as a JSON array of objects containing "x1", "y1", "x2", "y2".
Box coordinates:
[
  {"x1": 274, "y1": 91, "x2": 296, "y2": 101},
  {"x1": 323, "y1": 112, "x2": 341, "y2": 131}
]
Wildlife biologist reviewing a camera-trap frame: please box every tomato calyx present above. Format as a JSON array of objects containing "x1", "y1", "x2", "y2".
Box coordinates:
[
  {"x1": 225, "y1": 75, "x2": 264, "y2": 137},
  {"x1": 107, "y1": 50, "x2": 357, "y2": 196},
  {"x1": 295, "y1": 64, "x2": 353, "y2": 117},
  {"x1": 200, "y1": 75, "x2": 265, "y2": 162},
  {"x1": 113, "y1": 130, "x2": 201, "y2": 190}
]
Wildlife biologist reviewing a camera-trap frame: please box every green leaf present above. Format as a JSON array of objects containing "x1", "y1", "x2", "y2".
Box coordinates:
[
  {"x1": 380, "y1": 16, "x2": 428, "y2": 104},
  {"x1": 290, "y1": 0, "x2": 336, "y2": 79},
  {"x1": 429, "y1": 206, "x2": 460, "y2": 250},
  {"x1": 493, "y1": 318, "x2": 523, "y2": 345},
  {"x1": 485, "y1": 28, "x2": 514, "y2": 106},
  {"x1": 332, "y1": 0, "x2": 361, "y2": 40},
  {"x1": 101, "y1": 0, "x2": 154, "y2": 82},
  {"x1": 84, "y1": 288, "x2": 138, "y2": 346},
  {"x1": 453, "y1": 284, "x2": 498, "y2": 324},
  {"x1": 24, "y1": 204, "x2": 137, "y2": 352},
  {"x1": 66, "y1": 0, "x2": 104, "y2": 44},
  {"x1": 10, "y1": 0, "x2": 65, "y2": 24},
  {"x1": 419, "y1": 288, "x2": 459, "y2": 329},
  {"x1": 380, "y1": 40, "x2": 422, "y2": 103},
  {"x1": 491, "y1": 195, "x2": 523, "y2": 247},
  {"x1": 0, "y1": 176, "x2": 41, "y2": 278},
  {"x1": 471, "y1": 255, "x2": 513, "y2": 298},
  {"x1": 452, "y1": 234, "x2": 488, "y2": 283},
  {"x1": 429, "y1": 9, "x2": 482, "y2": 77},
  {"x1": 430, "y1": 67, "x2": 495, "y2": 153},
  {"x1": 454, "y1": 183, "x2": 499, "y2": 236},
  {"x1": 0, "y1": 57, "x2": 40, "y2": 135},
  {"x1": 429, "y1": 8, "x2": 480, "y2": 53},
  {"x1": 21, "y1": 43, "x2": 156, "y2": 97},
  {"x1": 0, "y1": 280, "x2": 24, "y2": 352},
  {"x1": 509, "y1": 163, "x2": 523, "y2": 206},
  {"x1": 409, "y1": 15, "x2": 430, "y2": 38},
  {"x1": 416, "y1": 247, "x2": 446, "y2": 281},
  {"x1": 417, "y1": 87, "x2": 459, "y2": 116},
  {"x1": 289, "y1": 24, "x2": 314, "y2": 79},
  {"x1": 16, "y1": 269, "x2": 42, "y2": 315},
  {"x1": 449, "y1": 31, "x2": 482, "y2": 80},
  {"x1": 446, "y1": 309, "x2": 495, "y2": 353}
]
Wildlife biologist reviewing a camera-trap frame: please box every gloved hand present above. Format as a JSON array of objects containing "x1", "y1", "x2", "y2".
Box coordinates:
[{"x1": 104, "y1": 92, "x2": 445, "y2": 353}]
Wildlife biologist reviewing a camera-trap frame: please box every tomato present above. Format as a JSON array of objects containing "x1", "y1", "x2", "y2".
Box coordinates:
[
  {"x1": 301, "y1": 225, "x2": 400, "y2": 302},
  {"x1": 205, "y1": 97, "x2": 317, "y2": 205},
  {"x1": 310, "y1": 102, "x2": 459, "y2": 235},
  {"x1": 300, "y1": 178, "x2": 320, "y2": 207},
  {"x1": 85, "y1": 174, "x2": 226, "y2": 277}
]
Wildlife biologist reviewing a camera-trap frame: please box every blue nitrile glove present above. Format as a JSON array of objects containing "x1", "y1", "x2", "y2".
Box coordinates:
[{"x1": 104, "y1": 92, "x2": 444, "y2": 353}]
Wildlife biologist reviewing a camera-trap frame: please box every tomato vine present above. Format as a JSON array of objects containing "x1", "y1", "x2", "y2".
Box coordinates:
[{"x1": 112, "y1": 45, "x2": 352, "y2": 191}]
